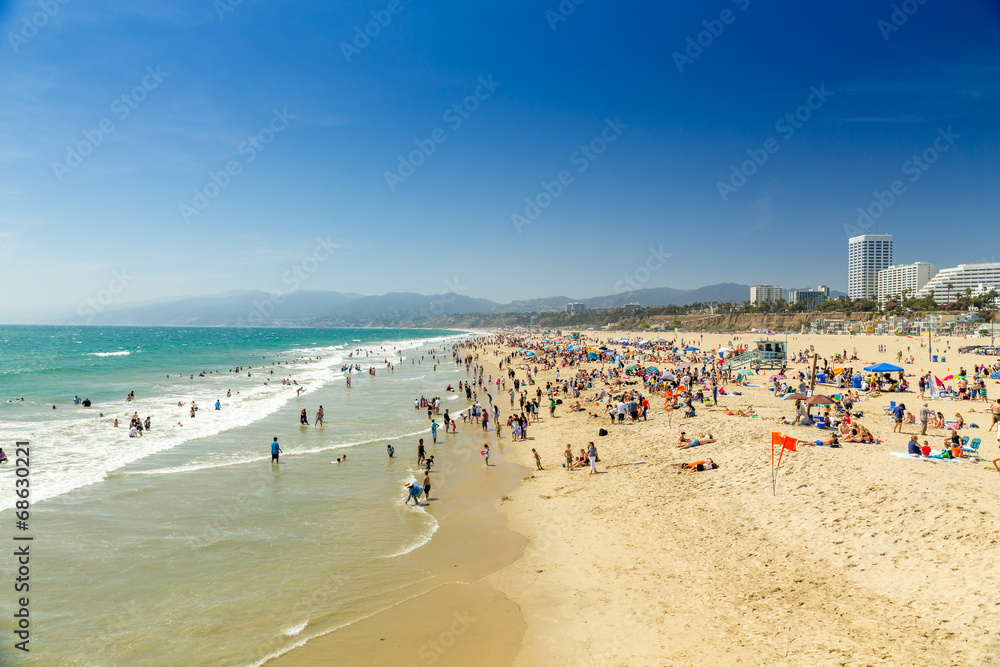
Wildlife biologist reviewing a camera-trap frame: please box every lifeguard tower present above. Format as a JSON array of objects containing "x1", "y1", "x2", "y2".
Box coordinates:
[{"x1": 721, "y1": 339, "x2": 786, "y2": 370}]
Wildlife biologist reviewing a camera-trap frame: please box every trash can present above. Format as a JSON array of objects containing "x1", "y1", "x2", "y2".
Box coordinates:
[
  {"x1": 852, "y1": 375, "x2": 862, "y2": 389},
  {"x1": 817, "y1": 372, "x2": 827, "y2": 384},
  {"x1": 932, "y1": 355, "x2": 938, "y2": 362},
  {"x1": 940, "y1": 356, "x2": 945, "y2": 362}
]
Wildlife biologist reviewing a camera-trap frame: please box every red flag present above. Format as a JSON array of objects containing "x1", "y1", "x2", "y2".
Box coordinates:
[
  {"x1": 782, "y1": 435, "x2": 797, "y2": 452},
  {"x1": 771, "y1": 432, "x2": 783, "y2": 466}
]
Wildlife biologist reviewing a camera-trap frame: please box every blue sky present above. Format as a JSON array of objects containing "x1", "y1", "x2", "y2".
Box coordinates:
[{"x1": 1, "y1": 0, "x2": 998, "y2": 311}]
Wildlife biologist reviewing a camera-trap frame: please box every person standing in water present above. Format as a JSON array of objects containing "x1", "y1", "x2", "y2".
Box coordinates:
[
  {"x1": 422, "y1": 471, "x2": 432, "y2": 501},
  {"x1": 271, "y1": 437, "x2": 281, "y2": 464},
  {"x1": 315, "y1": 406, "x2": 324, "y2": 427},
  {"x1": 299, "y1": 409, "x2": 309, "y2": 425}
]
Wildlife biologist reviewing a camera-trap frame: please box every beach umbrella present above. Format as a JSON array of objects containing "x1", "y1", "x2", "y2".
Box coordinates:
[
  {"x1": 941, "y1": 374, "x2": 965, "y2": 381},
  {"x1": 718, "y1": 346, "x2": 732, "y2": 352},
  {"x1": 735, "y1": 369, "x2": 753, "y2": 377},
  {"x1": 684, "y1": 346, "x2": 699, "y2": 351},
  {"x1": 934, "y1": 376, "x2": 944, "y2": 387},
  {"x1": 587, "y1": 352, "x2": 599, "y2": 361},
  {"x1": 645, "y1": 365, "x2": 660, "y2": 374},
  {"x1": 625, "y1": 364, "x2": 638, "y2": 372},
  {"x1": 782, "y1": 393, "x2": 808, "y2": 401},
  {"x1": 991, "y1": 372, "x2": 1000, "y2": 379},
  {"x1": 525, "y1": 351, "x2": 535, "y2": 356},
  {"x1": 864, "y1": 363, "x2": 903, "y2": 373},
  {"x1": 806, "y1": 394, "x2": 835, "y2": 405},
  {"x1": 769, "y1": 374, "x2": 785, "y2": 380}
]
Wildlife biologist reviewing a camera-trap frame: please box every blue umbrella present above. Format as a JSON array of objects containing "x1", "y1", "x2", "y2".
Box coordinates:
[
  {"x1": 735, "y1": 369, "x2": 753, "y2": 377},
  {"x1": 684, "y1": 346, "x2": 699, "y2": 351},
  {"x1": 864, "y1": 363, "x2": 903, "y2": 372}
]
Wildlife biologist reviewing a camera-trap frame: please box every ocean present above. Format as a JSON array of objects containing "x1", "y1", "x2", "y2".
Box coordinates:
[{"x1": 0, "y1": 325, "x2": 476, "y2": 665}]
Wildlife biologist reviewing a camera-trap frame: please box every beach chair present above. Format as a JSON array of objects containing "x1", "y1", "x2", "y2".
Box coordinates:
[
  {"x1": 961, "y1": 436, "x2": 970, "y2": 448},
  {"x1": 961, "y1": 438, "x2": 982, "y2": 461},
  {"x1": 884, "y1": 401, "x2": 896, "y2": 414}
]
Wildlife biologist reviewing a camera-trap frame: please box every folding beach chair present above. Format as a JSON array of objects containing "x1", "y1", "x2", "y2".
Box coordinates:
[
  {"x1": 961, "y1": 438, "x2": 982, "y2": 462},
  {"x1": 884, "y1": 401, "x2": 896, "y2": 414}
]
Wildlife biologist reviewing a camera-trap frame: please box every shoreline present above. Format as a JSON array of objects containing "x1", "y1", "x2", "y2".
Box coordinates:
[{"x1": 269, "y1": 361, "x2": 531, "y2": 667}]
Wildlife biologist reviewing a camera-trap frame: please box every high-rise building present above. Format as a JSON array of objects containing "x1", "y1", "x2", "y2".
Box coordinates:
[
  {"x1": 875, "y1": 262, "x2": 937, "y2": 304},
  {"x1": 915, "y1": 263, "x2": 1000, "y2": 303},
  {"x1": 565, "y1": 302, "x2": 587, "y2": 313},
  {"x1": 848, "y1": 234, "x2": 893, "y2": 300},
  {"x1": 749, "y1": 285, "x2": 783, "y2": 305},
  {"x1": 788, "y1": 286, "x2": 829, "y2": 309}
]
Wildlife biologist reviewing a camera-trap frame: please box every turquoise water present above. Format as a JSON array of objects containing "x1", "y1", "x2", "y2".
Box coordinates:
[{"x1": 0, "y1": 326, "x2": 474, "y2": 665}]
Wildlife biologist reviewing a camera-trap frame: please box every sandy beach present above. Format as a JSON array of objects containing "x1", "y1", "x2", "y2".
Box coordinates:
[{"x1": 278, "y1": 331, "x2": 1000, "y2": 666}]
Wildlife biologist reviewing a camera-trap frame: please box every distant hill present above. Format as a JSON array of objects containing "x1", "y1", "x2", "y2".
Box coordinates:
[{"x1": 16, "y1": 282, "x2": 840, "y2": 326}]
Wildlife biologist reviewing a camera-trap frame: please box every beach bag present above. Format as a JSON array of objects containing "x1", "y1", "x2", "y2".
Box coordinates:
[{"x1": 598, "y1": 428, "x2": 608, "y2": 437}]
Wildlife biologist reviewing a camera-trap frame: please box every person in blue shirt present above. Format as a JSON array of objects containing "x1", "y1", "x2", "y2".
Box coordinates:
[
  {"x1": 892, "y1": 403, "x2": 906, "y2": 433},
  {"x1": 270, "y1": 437, "x2": 281, "y2": 464},
  {"x1": 215, "y1": 400, "x2": 221, "y2": 410},
  {"x1": 907, "y1": 435, "x2": 922, "y2": 456}
]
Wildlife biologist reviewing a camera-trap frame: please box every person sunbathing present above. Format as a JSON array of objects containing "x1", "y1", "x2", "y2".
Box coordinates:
[
  {"x1": 903, "y1": 411, "x2": 916, "y2": 425},
  {"x1": 676, "y1": 433, "x2": 716, "y2": 449},
  {"x1": 678, "y1": 459, "x2": 718, "y2": 471},
  {"x1": 797, "y1": 434, "x2": 841, "y2": 447}
]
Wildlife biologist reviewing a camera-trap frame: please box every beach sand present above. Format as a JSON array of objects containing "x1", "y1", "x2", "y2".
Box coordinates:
[
  {"x1": 487, "y1": 332, "x2": 1000, "y2": 666},
  {"x1": 277, "y1": 332, "x2": 1000, "y2": 666}
]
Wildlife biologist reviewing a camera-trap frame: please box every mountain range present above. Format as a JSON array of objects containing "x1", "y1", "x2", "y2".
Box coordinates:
[{"x1": 2, "y1": 284, "x2": 844, "y2": 326}]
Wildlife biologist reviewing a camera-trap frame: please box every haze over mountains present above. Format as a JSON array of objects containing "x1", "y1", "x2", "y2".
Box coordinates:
[{"x1": 3, "y1": 284, "x2": 844, "y2": 327}]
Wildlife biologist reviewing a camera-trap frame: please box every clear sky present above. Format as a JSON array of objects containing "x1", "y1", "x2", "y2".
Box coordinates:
[{"x1": 1, "y1": 0, "x2": 998, "y2": 311}]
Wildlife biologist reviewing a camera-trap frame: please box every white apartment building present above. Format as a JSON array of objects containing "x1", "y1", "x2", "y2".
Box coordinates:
[
  {"x1": 915, "y1": 262, "x2": 1000, "y2": 303},
  {"x1": 749, "y1": 285, "x2": 783, "y2": 304},
  {"x1": 875, "y1": 262, "x2": 937, "y2": 303},
  {"x1": 848, "y1": 234, "x2": 893, "y2": 300}
]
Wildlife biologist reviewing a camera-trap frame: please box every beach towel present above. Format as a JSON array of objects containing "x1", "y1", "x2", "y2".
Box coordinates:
[{"x1": 889, "y1": 451, "x2": 959, "y2": 463}]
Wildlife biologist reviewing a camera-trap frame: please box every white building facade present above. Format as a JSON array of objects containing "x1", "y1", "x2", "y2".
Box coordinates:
[
  {"x1": 915, "y1": 263, "x2": 1000, "y2": 303},
  {"x1": 749, "y1": 285, "x2": 783, "y2": 305},
  {"x1": 848, "y1": 234, "x2": 893, "y2": 300},
  {"x1": 875, "y1": 262, "x2": 937, "y2": 304}
]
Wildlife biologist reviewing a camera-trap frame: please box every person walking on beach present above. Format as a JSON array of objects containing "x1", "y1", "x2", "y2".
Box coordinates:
[
  {"x1": 990, "y1": 399, "x2": 1000, "y2": 431},
  {"x1": 565, "y1": 445, "x2": 573, "y2": 470},
  {"x1": 533, "y1": 448, "x2": 543, "y2": 470},
  {"x1": 892, "y1": 403, "x2": 906, "y2": 433},
  {"x1": 270, "y1": 437, "x2": 281, "y2": 464},
  {"x1": 315, "y1": 406, "x2": 324, "y2": 427},
  {"x1": 587, "y1": 442, "x2": 598, "y2": 474},
  {"x1": 919, "y1": 403, "x2": 931, "y2": 435},
  {"x1": 431, "y1": 420, "x2": 438, "y2": 443},
  {"x1": 483, "y1": 444, "x2": 490, "y2": 466}
]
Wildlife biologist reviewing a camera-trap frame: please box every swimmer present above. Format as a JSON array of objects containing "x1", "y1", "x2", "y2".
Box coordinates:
[
  {"x1": 0, "y1": 448, "x2": 7, "y2": 464},
  {"x1": 271, "y1": 437, "x2": 281, "y2": 464}
]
